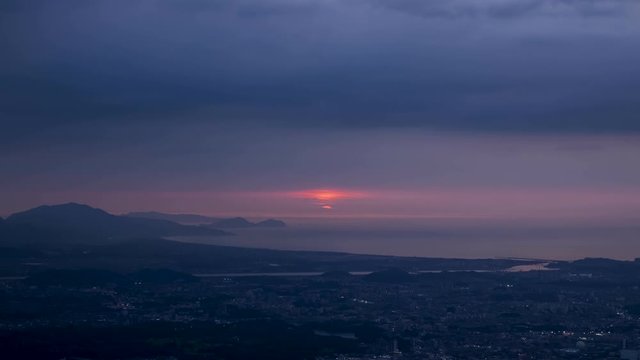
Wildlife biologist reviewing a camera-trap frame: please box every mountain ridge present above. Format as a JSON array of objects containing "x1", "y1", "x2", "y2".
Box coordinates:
[
  {"x1": 205, "y1": 217, "x2": 286, "y2": 229},
  {"x1": 126, "y1": 211, "x2": 286, "y2": 228},
  {"x1": 1, "y1": 203, "x2": 231, "y2": 245},
  {"x1": 125, "y1": 211, "x2": 220, "y2": 225}
]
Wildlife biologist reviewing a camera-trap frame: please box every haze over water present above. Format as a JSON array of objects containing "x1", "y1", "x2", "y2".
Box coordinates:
[{"x1": 175, "y1": 216, "x2": 640, "y2": 261}]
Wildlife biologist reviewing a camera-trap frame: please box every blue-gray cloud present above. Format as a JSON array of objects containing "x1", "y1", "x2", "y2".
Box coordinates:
[
  {"x1": 367, "y1": 0, "x2": 637, "y2": 19},
  {"x1": 1, "y1": 0, "x2": 640, "y2": 135}
]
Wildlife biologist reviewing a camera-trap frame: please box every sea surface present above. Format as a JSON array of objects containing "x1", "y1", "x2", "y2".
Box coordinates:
[{"x1": 173, "y1": 217, "x2": 640, "y2": 261}]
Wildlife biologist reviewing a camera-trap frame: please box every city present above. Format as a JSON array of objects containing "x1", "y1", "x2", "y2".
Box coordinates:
[{"x1": 3, "y1": 250, "x2": 640, "y2": 359}]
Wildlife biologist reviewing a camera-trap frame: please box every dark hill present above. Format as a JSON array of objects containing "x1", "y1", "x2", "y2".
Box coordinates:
[
  {"x1": 212, "y1": 217, "x2": 254, "y2": 228},
  {"x1": 555, "y1": 258, "x2": 640, "y2": 275},
  {"x1": 322, "y1": 270, "x2": 352, "y2": 278},
  {"x1": 25, "y1": 269, "x2": 127, "y2": 287},
  {"x1": 25, "y1": 268, "x2": 198, "y2": 288},
  {"x1": 256, "y1": 219, "x2": 286, "y2": 228},
  {"x1": 205, "y1": 217, "x2": 287, "y2": 229},
  {"x1": 129, "y1": 268, "x2": 198, "y2": 284},
  {"x1": 0, "y1": 246, "x2": 42, "y2": 259},
  {"x1": 365, "y1": 268, "x2": 414, "y2": 283},
  {"x1": 125, "y1": 211, "x2": 220, "y2": 225},
  {"x1": 2, "y1": 203, "x2": 231, "y2": 245},
  {"x1": 126, "y1": 212, "x2": 287, "y2": 229}
]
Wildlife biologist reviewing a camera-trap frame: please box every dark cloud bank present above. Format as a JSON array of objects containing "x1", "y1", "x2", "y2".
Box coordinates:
[{"x1": 1, "y1": 0, "x2": 640, "y2": 136}]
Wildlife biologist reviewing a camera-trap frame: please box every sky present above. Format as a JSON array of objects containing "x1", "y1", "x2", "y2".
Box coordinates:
[{"x1": 1, "y1": 0, "x2": 640, "y2": 222}]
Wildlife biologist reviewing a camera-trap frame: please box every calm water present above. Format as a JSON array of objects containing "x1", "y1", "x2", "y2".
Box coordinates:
[
  {"x1": 193, "y1": 266, "x2": 555, "y2": 277},
  {"x1": 173, "y1": 217, "x2": 640, "y2": 261}
]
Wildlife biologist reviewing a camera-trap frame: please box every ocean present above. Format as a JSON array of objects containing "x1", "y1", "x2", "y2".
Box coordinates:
[{"x1": 173, "y1": 217, "x2": 640, "y2": 261}]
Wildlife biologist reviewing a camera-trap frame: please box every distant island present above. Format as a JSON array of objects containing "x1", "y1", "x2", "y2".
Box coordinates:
[
  {"x1": 126, "y1": 211, "x2": 286, "y2": 229},
  {"x1": 205, "y1": 217, "x2": 286, "y2": 229}
]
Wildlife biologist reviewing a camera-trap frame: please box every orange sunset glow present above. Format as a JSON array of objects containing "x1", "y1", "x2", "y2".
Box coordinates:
[{"x1": 289, "y1": 189, "x2": 367, "y2": 209}]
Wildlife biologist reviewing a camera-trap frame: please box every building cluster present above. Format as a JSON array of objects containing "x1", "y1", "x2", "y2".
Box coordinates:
[{"x1": 2, "y1": 268, "x2": 640, "y2": 359}]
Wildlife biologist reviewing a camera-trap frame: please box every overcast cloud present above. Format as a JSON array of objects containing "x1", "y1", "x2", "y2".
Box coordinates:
[{"x1": 2, "y1": 0, "x2": 640, "y2": 136}]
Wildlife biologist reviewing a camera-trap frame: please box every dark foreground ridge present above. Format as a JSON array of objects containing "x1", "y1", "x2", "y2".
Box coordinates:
[{"x1": 3, "y1": 251, "x2": 640, "y2": 359}]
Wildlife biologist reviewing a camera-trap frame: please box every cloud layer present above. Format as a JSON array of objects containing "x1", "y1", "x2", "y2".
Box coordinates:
[{"x1": 2, "y1": 0, "x2": 640, "y2": 135}]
